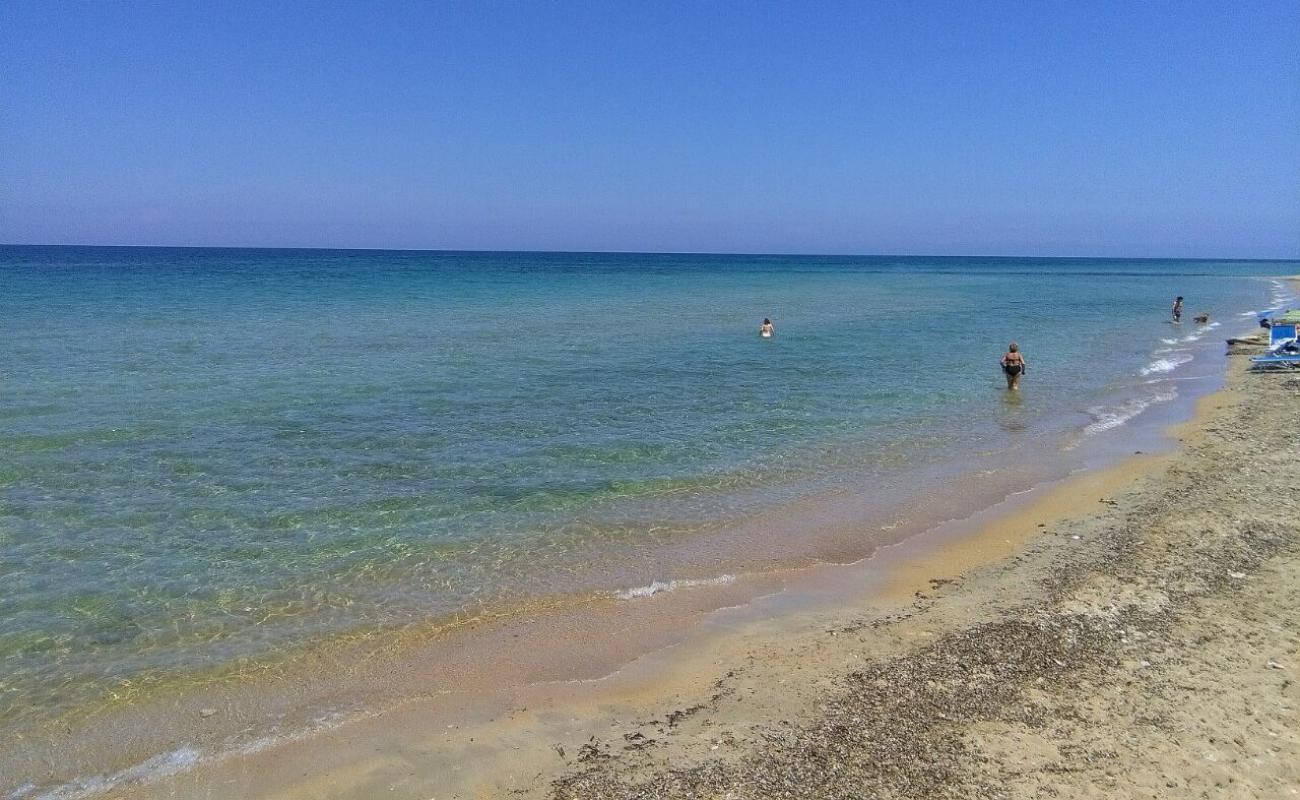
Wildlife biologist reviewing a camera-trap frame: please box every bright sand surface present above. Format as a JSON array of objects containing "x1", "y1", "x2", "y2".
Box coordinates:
[{"x1": 77, "y1": 310, "x2": 1299, "y2": 798}]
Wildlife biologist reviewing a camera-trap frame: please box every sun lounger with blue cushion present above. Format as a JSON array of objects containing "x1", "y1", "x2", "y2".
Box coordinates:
[
  {"x1": 1252, "y1": 320, "x2": 1300, "y2": 369},
  {"x1": 1250, "y1": 353, "x2": 1300, "y2": 370},
  {"x1": 1267, "y1": 322, "x2": 1297, "y2": 350}
]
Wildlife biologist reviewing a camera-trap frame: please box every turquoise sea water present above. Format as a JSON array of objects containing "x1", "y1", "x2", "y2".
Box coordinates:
[{"x1": 1, "y1": 247, "x2": 1296, "y2": 748}]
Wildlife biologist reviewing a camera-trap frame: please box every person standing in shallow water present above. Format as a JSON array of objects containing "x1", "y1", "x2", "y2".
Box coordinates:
[
  {"x1": 1172, "y1": 296, "x2": 1184, "y2": 323},
  {"x1": 1001, "y1": 343, "x2": 1026, "y2": 390},
  {"x1": 759, "y1": 318, "x2": 774, "y2": 338}
]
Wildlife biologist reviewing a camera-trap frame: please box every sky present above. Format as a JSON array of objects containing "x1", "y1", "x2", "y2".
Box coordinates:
[{"x1": 2, "y1": 1, "x2": 1298, "y2": 258}]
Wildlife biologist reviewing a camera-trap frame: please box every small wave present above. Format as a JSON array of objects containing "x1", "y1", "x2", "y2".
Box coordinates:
[
  {"x1": 20, "y1": 707, "x2": 360, "y2": 800},
  {"x1": 1204, "y1": 321, "x2": 1220, "y2": 330},
  {"x1": 1160, "y1": 337, "x2": 1179, "y2": 345},
  {"x1": 1240, "y1": 310, "x2": 1258, "y2": 317},
  {"x1": 1180, "y1": 334, "x2": 1202, "y2": 343},
  {"x1": 614, "y1": 574, "x2": 736, "y2": 600},
  {"x1": 1140, "y1": 354, "x2": 1193, "y2": 376},
  {"x1": 1084, "y1": 389, "x2": 1178, "y2": 436},
  {"x1": 31, "y1": 748, "x2": 201, "y2": 800},
  {"x1": 1144, "y1": 374, "x2": 1213, "y2": 385}
]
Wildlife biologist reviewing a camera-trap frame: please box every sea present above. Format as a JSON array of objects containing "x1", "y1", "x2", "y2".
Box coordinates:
[{"x1": 1, "y1": 246, "x2": 1296, "y2": 796}]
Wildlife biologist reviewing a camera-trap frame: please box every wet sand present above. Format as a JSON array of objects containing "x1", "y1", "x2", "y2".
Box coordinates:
[{"x1": 32, "y1": 316, "x2": 1294, "y2": 799}]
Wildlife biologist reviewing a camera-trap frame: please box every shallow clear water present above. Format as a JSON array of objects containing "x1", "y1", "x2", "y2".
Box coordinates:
[{"x1": 1, "y1": 247, "x2": 1294, "y2": 732}]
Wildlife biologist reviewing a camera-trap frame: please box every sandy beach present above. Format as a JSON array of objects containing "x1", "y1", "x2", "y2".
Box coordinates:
[
  {"x1": 88, "y1": 311, "x2": 1298, "y2": 800},
  {"x1": 544, "y1": 353, "x2": 1300, "y2": 799},
  {"x1": 543, "y1": 337, "x2": 1300, "y2": 800},
  {"x1": 7, "y1": 4, "x2": 1298, "y2": 797}
]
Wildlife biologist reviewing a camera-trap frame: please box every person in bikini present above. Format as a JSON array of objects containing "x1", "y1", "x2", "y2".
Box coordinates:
[
  {"x1": 759, "y1": 318, "x2": 774, "y2": 338},
  {"x1": 1001, "y1": 342, "x2": 1026, "y2": 390}
]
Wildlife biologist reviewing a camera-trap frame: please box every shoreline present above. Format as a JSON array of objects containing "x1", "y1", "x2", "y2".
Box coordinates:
[
  {"x1": 536, "y1": 313, "x2": 1296, "y2": 796},
  {"x1": 2, "y1": 369, "x2": 1213, "y2": 793},
  {"x1": 70, "y1": 345, "x2": 1285, "y2": 797},
  {"x1": 3, "y1": 450, "x2": 1170, "y2": 799},
  {"x1": 6, "y1": 286, "x2": 1294, "y2": 798}
]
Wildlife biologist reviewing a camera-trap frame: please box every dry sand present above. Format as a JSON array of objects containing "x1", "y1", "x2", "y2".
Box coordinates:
[{"x1": 107, "y1": 334, "x2": 1297, "y2": 800}]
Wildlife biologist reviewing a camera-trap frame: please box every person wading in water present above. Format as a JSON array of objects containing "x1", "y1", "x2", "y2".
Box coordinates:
[{"x1": 1001, "y1": 343, "x2": 1026, "y2": 390}]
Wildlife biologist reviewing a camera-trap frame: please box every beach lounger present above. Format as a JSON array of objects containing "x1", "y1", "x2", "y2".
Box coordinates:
[
  {"x1": 1247, "y1": 319, "x2": 1300, "y2": 370},
  {"x1": 1240, "y1": 320, "x2": 1295, "y2": 364},
  {"x1": 1267, "y1": 322, "x2": 1297, "y2": 350},
  {"x1": 1250, "y1": 352, "x2": 1300, "y2": 370}
]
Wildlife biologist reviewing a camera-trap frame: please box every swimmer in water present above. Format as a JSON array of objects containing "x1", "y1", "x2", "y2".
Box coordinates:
[
  {"x1": 760, "y1": 318, "x2": 774, "y2": 338},
  {"x1": 1001, "y1": 342, "x2": 1026, "y2": 390}
]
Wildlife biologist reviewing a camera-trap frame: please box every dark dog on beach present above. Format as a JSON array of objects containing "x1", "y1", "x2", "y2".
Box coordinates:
[{"x1": 1193, "y1": 313, "x2": 1209, "y2": 324}]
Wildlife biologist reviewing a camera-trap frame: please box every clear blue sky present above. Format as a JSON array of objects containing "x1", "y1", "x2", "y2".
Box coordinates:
[{"x1": 2, "y1": 1, "x2": 1297, "y2": 257}]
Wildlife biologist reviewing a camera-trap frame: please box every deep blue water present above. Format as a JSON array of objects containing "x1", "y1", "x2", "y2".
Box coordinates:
[{"x1": 1, "y1": 246, "x2": 1295, "y2": 730}]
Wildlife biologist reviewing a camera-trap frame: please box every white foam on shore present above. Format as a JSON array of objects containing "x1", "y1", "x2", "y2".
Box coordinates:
[
  {"x1": 1267, "y1": 281, "x2": 1295, "y2": 309},
  {"x1": 1084, "y1": 389, "x2": 1178, "y2": 436},
  {"x1": 30, "y1": 748, "x2": 201, "y2": 800},
  {"x1": 1160, "y1": 337, "x2": 1179, "y2": 345},
  {"x1": 1176, "y1": 322, "x2": 1218, "y2": 344},
  {"x1": 1140, "y1": 354, "x2": 1193, "y2": 376},
  {"x1": 20, "y1": 707, "x2": 361, "y2": 800},
  {"x1": 615, "y1": 574, "x2": 736, "y2": 600}
]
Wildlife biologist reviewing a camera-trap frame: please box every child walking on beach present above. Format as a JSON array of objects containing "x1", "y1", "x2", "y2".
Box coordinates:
[{"x1": 1001, "y1": 343, "x2": 1026, "y2": 390}]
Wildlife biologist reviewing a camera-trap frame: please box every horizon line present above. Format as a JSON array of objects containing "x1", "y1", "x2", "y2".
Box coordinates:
[{"x1": 1, "y1": 242, "x2": 1297, "y2": 263}]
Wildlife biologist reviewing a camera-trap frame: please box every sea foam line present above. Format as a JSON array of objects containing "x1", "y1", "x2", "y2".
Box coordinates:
[
  {"x1": 1084, "y1": 389, "x2": 1178, "y2": 436},
  {"x1": 16, "y1": 707, "x2": 360, "y2": 800},
  {"x1": 1140, "y1": 354, "x2": 1193, "y2": 376},
  {"x1": 22, "y1": 748, "x2": 201, "y2": 800},
  {"x1": 614, "y1": 574, "x2": 736, "y2": 600}
]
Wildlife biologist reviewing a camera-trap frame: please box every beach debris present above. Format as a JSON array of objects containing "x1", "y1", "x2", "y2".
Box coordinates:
[
  {"x1": 1266, "y1": 660, "x2": 1285, "y2": 670},
  {"x1": 199, "y1": 707, "x2": 217, "y2": 718},
  {"x1": 665, "y1": 703, "x2": 707, "y2": 727},
  {"x1": 620, "y1": 731, "x2": 658, "y2": 752},
  {"x1": 576, "y1": 737, "x2": 612, "y2": 762}
]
